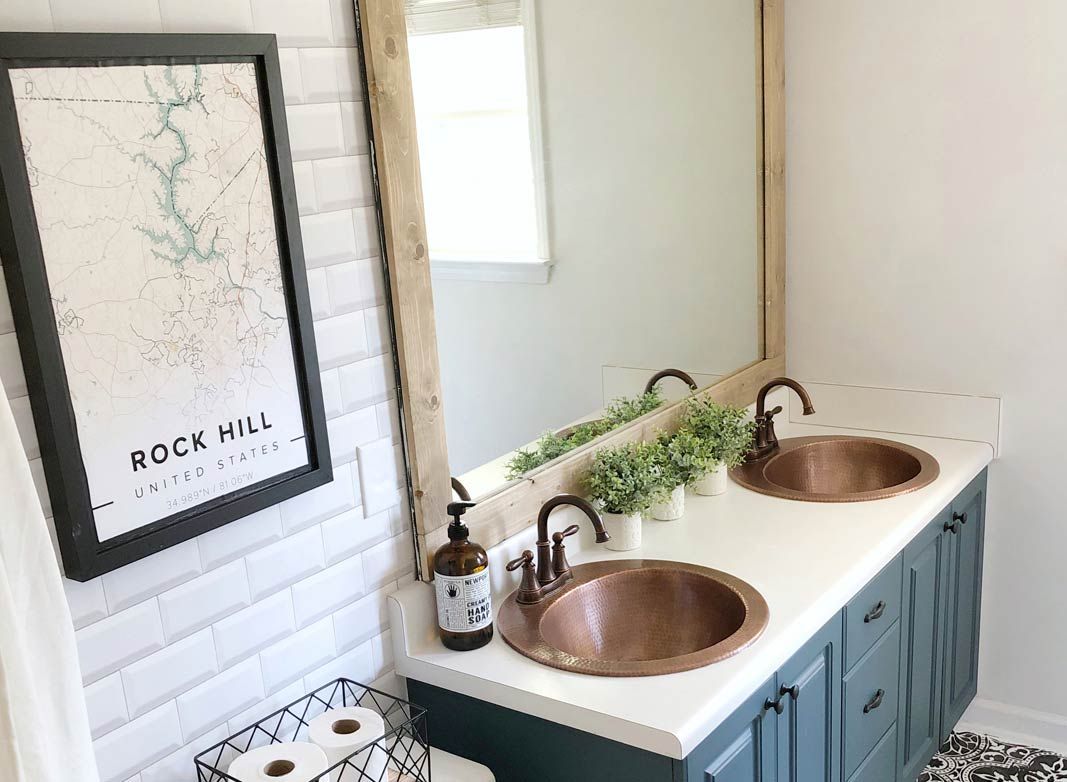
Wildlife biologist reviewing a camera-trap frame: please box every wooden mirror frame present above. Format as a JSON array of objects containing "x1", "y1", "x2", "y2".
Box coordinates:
[{"x1": 356, "y1": 0, "x2": 785, "y2": 577}]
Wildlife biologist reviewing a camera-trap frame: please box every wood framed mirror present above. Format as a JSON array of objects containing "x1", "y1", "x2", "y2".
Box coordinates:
[{"x1": 355, "y1": 0, "x2": 785, "y2": 576}]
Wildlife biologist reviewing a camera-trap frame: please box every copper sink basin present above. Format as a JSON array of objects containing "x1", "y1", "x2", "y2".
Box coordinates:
[
  {"x1": 731, "y1": 435, "x2": 939, "y2": 502},
  {"x1": 497, "y1": 560, "x2": 768, "y2": 676}
]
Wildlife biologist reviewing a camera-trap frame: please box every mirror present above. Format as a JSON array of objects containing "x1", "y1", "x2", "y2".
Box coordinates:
[{"x1": 404, "y1": 0, "x2": 763, "y2": 501}]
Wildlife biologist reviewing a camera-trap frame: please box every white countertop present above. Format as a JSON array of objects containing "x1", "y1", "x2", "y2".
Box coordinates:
[{"x1": 388, "y1": 420, "x2": 993, "y2": 759}]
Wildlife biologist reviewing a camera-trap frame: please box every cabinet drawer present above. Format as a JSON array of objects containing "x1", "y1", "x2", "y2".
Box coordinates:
[
  {"x1": 843, "y1": 622, "x2": 900, "y2": 778},
  {"x1": 847, "y1": 724, "x2": 897, "y2": 782},
  {"x1": 845, "y1": 554, "x2": 902, "y2": 670}
]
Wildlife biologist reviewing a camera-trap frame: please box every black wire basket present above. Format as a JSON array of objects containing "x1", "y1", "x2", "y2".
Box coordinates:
[{"x1": 194, "y1": 678, "x2": 430, "y2": 782}]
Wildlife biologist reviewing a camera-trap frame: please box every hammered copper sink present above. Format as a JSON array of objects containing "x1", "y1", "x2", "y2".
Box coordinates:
[
  {"x1": 730, "y1": 435, "x2": 940, "y2": 502},
  {"x1": 497, "y1": 560, "x2": 769, "y2": 677}
]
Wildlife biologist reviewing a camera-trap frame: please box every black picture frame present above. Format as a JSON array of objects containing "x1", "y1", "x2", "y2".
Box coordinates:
[{"x1": 0, "y1": 33, "x2": 331, "y2": 581}]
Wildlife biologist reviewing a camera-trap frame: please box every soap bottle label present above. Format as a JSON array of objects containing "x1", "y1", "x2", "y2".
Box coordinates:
[{"x1": 435, "y1": 569, "x2": 492, "y2": 633}]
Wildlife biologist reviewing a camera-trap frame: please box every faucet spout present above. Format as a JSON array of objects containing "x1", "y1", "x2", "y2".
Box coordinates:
[
  {"x1": 643, "y1": 368, "x2": 699, "y2": 395},
  {"x1": 532, "y1": 494, "x2": 609, "y2": 593},
  {"x1": 749, "y1": 377, "x2": 816, "y2": 462}
]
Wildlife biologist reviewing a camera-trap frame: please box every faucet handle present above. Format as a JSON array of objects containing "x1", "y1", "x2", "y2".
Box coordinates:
[
  {"x1": 551, "y1": 525, "x2": 581, "y2": 545},
  {"x1": 762, "y1": 405, "x2": 783, "y2": 420},
  {"x1": 506, "y1": 550, "x2": 535, "y2": 572}
]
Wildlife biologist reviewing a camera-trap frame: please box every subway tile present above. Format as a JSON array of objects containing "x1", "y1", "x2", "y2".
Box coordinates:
[
  {"x1": 92, "y1": 702, "x2": 182, "y2": 782},
  {"x1": 340, "y1": 101, "x2": 370, "y2": 156},
  {"x1": 301, "y1": 210, "x2": 358, "y2": 268},
  {"x1": 245, "y1": 526, "x2": 324, "y2": 601},
  {"x1": 159, "y1": 0, "x2": 254, "y2": 32},
  {"x1": 158, "y1": 560, "x2": 251, "y2": 642},
  {"x1": 64, "y1": 577, "x2": 108, "y2": 630},
  {"x1": 333, "y1": 585, "x2": 394, "y2": 653},
  {"x1": 197, "y1": 506, "x2": 283, "y2": 571},
  {"x1": 328, "y1": 0, "x2": 359, "y2": 46},
  {"x1": 321, "y1": 506, "x2": 390, "y2": 566},
  {"x1": 352, "y1": 205, "x2": 381, "y2": 259},
  {"x1": 302, "y1": 639, "x2": 375, "y2": 693},
  {"x1": 0, "y1": 271, "x2": 13, "y2": 333},
  {"x1": 292, "y1": 160, "x2": 317, "y2": 216},
  {"x1": 9, "y1": 394, "x2": 39, "y2": 459},
  {"x1": 251, "y1": 0, "x2": 334, "y2": 47},
  {"x1": 286, "y1": 103, "x2": 345, "y2": 161},
  {"x1": 139, "y1": 724, "x2": 229, "y2": 782},
  {"x1": 121, "y1": 631, "x2": 219, "y2": 719},
  {"x1": 50, "y1": 0, "x2": 162, "y2": 31},
  {"x1": 327, "y1": 407, "x2": 379, "y2": 465},
  {"x1": 299, "y1": 48, "x2": 342, "y2": 104},
  {"x1": 84, "y1": 673, "x2": 129, "y2": 740},
  {"x1": 226, "y1": 680, "x2": 306, "y2": 735},
  {"x1": 339, "y1": 354, "x2": 395, "y2": 413},
  {"x1": 278, "y1": 48, "x2": 304, "y2": 105},
  {"x1": 314, "y1": 312, "x2": 369, "y2": 370},
  {"x1": 363, "y1": 305, "x2": 391, "y2": 358},
  {"x1": 376, "y1": 399, "x2": 402, "y2": 442},
  {"x1": 356, "y1": 438, "x2": 402, "y2": 517},
  {"x1": 291, "y1": 554, "x2": 366, "y2": 628},
  {"x1": 102, "y1": 541, "x2": 201, "y2": 613},
  {"x1": 213, "y1": 589, "x2": 295, "y2": 669},
  {"x1": 321, "y1": 370, "x2": 343, "y2": 419},
  {"x1": 0, "y1": 0, "x2": 52, "y2": 31},
  {"x1": 313, "y1": 155, "x2": 374, "y2": 212},
  {"x1": 278, "y1": 463, "x2": 356, "y2": 534},
  {"x1": 361, "y1": 532, "x2": 414, "y2": 591},
  {"x1": 77, "y1": 600, "x2": 165, "y2": 685},
  {"x1": 260, "y1": 617, "x2": 336, "y2": 694},
  {"x1": 307, "y1": 267, "x2": 332, "y2": 320},
  {"x1": 177, "y1": 657, "x2": 265, "y2": 741},
  {"x1": 327, "y1": 256, "x2": 386, "y2": 315},
  {"x1": 0, "y1": 332, "x2": 27, "y2": 397}
]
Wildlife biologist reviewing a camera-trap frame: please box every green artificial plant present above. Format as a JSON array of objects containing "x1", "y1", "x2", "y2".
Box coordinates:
[
  {"x1": 584, "y1": 440, "x2": 669, "y2": 516},
  {"x1": 681, "y1": 398, "x2": 757, "y2": 469}
]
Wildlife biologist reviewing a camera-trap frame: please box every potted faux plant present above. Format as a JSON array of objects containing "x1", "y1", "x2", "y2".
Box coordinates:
[
  {"x1": 682, "y1": 399, "x2": 756, "y2": 496},
  {"x1": 584, "y1": 441, "x2": 667, "y2": 550},
  {"x1": 649, "y1": 428, "x2": 716, "y2": 520}
]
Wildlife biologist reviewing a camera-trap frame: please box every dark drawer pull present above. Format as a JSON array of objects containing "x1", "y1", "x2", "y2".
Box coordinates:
[
  {"x1": 781, "y1": 684, "x2": 800, "y2": 701},
  {"x1": 864, "y1": 600, "x2": 887, "y2": 623},
  {"x1": 764, "y1": 697, "x2": 784, "y2": 715},
  {"x1": 953, "y1": 511, "x2": 968, "y2": 525},
  {"x1": 943, "y1": 518, "x2": 960, "y2": 535},
  {"x1": 863, "y1": 688, "x2": 885, "y2": 714}
]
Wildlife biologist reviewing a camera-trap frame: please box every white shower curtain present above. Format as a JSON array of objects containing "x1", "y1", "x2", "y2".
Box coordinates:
[{"x1": 0, "y1": 391, "x2": 100, "y2": 782}]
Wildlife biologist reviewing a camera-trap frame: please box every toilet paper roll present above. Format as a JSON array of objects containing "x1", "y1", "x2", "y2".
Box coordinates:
[
  {"x1": 308, "y1": 707, "x2": 389, "y2": 782},
  {"x1": 227, "y1": 742, "x2": 329, "y2": 782}
]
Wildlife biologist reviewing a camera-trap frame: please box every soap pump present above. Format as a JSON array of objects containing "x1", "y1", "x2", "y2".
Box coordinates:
[{"x1": 433, "y1": 500, "x2": 494, "y2": 651}]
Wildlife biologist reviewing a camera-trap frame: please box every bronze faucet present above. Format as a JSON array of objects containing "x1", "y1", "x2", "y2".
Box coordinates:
[
  {"x1": 506, "y1": 494, "x2": 610, "y2": 605},
  {"x1": 644, "y1": 368, "x2": 699, "y2": 395},
  {"x1": 748, "y1": 377, "x2": 816, "y2": 461}
]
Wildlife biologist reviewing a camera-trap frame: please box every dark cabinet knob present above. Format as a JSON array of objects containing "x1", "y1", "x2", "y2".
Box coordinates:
[
  {"x1": 864, "y1": 600, "x2": 886, "y2": 623},
  {"x1": 863, "y1": 688, "x2": 885, "y2": 714},
  {"x1": 943, "y1": 519, "x2": 960, "y2": 535},
  {"x1": 764, "y1": 697, "x2": 784, "y2": 715},
  {"x1": 781, "y1": 684, "x2": 800, "y2": 701},
  {"x1": 953, "y1": 511, "x2": 968, "y2": 525}
]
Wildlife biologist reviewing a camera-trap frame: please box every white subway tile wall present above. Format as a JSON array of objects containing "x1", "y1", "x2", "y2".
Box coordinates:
[{"x1": 0, "y1": 1, "x2": 414, "y2": 779}]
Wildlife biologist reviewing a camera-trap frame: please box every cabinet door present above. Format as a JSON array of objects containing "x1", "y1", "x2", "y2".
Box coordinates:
[
  {"x1": 941, "y1": 470, "x2": 987, "y2": 735},
  {"x1": 896, "y1": 510, "x2": 950, "y2": 782},
  {"x1": 776, "y1": 615, "x2": 842, "y2": 782},
  {"x1": 691, "y1": 677, "x2": 778, "y2": 782}
]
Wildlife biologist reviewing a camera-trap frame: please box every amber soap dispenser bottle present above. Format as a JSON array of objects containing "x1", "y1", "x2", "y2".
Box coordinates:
[{"x1": 433, "y1": 501, "x2": 493, "y2": 651}]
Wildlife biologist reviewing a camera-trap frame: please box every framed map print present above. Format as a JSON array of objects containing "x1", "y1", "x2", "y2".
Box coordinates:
[{"x1": 0, "y1": 34, "x2": 332, "y2": 580}]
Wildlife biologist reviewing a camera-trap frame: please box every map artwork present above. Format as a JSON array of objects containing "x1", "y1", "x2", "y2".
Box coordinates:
[{"x1": 9, "y1": 62, "x2": 310, "y2": 541}]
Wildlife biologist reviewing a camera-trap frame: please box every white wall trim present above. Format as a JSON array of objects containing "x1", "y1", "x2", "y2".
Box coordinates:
[
  {"x1": 430, "y1": 256, "x2": 553, "y2": 284},
  {"x1": 786, "y1": 380, "x2": 1003, "y2": 457},
  {"x1": 959, "y1": 698, "x2": 1067, "y2": 756}
]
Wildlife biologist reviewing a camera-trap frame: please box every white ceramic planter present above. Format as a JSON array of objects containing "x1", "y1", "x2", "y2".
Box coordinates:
[
  {"x1": 603, "y1": 511, "x2": 642, "y2": 550},
  {"x1": 693, "y1": 463, "x2": 729, "y2": 496},
  {"x1": 650, "y1": 485, "x2": 685, "y2": 521}
]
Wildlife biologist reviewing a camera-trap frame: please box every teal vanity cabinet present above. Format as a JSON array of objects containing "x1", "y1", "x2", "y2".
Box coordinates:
[
  {"x1": 898, "y1": 470, "x2": 987, "y2": 782},
  {"x1": 408, "y1": 470, "x2": 987, "y2": 782}
]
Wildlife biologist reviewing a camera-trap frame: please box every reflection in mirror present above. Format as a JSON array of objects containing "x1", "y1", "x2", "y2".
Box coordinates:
[{"x1": 407, "y1": 0, "x2": 761, "y2": 500}]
